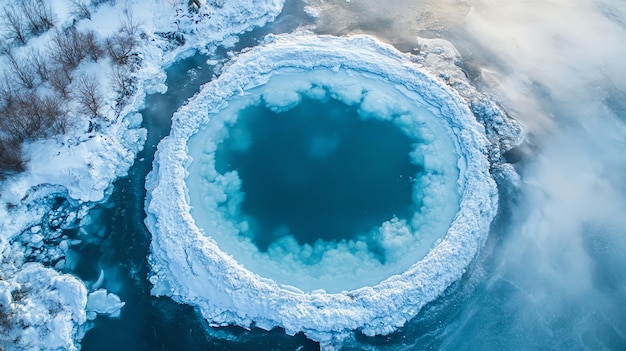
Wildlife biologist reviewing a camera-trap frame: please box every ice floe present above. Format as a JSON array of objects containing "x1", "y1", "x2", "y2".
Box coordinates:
[{"x1": 146, "y1": 33, "x2": 520, "y2": 343}]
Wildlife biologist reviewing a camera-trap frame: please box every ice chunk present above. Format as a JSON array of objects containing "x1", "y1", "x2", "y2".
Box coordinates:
[
  {"x1": 0, "y1": 281, "x2": 13, "y2": 313},
  {"x1": 86, "y1": 289, "x2": 125, "y2": 320}
]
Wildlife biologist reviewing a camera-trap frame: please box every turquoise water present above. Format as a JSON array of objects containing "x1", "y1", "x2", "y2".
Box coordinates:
[{"x1": 216, "y1": 98, "x2": 420, "y2": 251}]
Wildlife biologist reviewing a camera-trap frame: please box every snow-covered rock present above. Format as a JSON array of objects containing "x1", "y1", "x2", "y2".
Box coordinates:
[{"x1": 0, "y1": 263, "x2": 87, "y2": 351}]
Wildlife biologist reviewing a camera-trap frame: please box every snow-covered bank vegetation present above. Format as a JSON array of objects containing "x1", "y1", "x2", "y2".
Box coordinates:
[
  {"x1": 0, "y1": 0, "x2": 284, "y2": 349},
  {"x1": 0, "y1": 0, "x2": 142, "y2": 179}
]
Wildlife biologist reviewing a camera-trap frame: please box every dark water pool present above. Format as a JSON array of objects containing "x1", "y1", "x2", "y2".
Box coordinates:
[{"x1": 215, "y1": 97, "x2": 420, "y2": 251}]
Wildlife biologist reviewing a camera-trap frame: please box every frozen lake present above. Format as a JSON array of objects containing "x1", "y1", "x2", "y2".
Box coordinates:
[{"x1": 2, "y1": 0, "x2": 624, "y2": 350}]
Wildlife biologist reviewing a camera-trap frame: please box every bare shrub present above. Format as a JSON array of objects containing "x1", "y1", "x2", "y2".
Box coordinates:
[
  {"x1": 27, "y1": 48, "x2": 51, "y2": 82},
  {"x1": 0, "y1": 72, "x2": 17, "y2": 111},
  {"x1": 45, "y1": 97, "x2": 71, "y2": 134},
  {"x1": 0, "y1": 91, "x2": 66, "y2": 141},
  {"x1": 83, "y1": 30, "x2": 103, "y2": 61},
  {"x1": 1, "y1": 5, "x2": 28, "y2": 45},
  {"x1": 109, "y1": 65, "x2": 132, "y2": 95},
  {"x1": 18, "y1": 0, "x2": 56, "y2": 36},
  {"x1": 49, "y1": 28, "x2": 84, "y2": 69},
  {"x1": 109, "y1": 65, "x2": 136, "y2": 113},
  {"x1": 105, "y1": 33, "x2": 136, "y2": 65},
  {"x1": 105, "y1": 8, "x2": 140, "y2": 65},
  {"x1": 1, "y1": 0, "x2": 55, "y2": 45},
  {"x1": 49, "y1": 28, "x2": 101, "y2": 70},
  {"x1": 74, "y1": 74, "x2": 103, "y2": 117},
  {"x1": 5, "y1": 50, "x2": 38, "y2": 89},
  {"x1": 69, "y1": 0, "x2": 91, "y2": 20},
  {"x1": 48, "y1": 68, "x2": 72, "y2": 99},
  {"x1": 120, "y1": 7, "x2": 141, "y2": 37},
  {"x1": 33, "y1": 0, "x2": 56, "y2": 31},
  {"x1": 0, "y1": 136, "x2": 26, "y2": 178}
]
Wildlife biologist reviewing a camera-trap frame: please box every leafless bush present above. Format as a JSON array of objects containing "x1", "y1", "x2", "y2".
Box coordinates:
[
  {"x1": 120, "y1": 7, "x2": 141, "y2": 37},
  {"x1": 0, "y1": 72, "x2": 17, "y2": 111},
  {"x1": 105, "y1": 33, "x2": 136, "y2": 65},
  {"x1": 109, "y1": 65, "x2": 131, "y2": 95},
  {"x1": 74, "y1": 74, "x2": 103, "y2": 117},
  {"x1": 48, "y1": 68, "x2": 72, "y2": 98},
  {"x1": 104, "y1": 8, "x2": 140, "y2": 65},
  {"x1": 0, "y1": 91, "x2": 66, "y2": 141},
  {"x1": 69, "y1": 0, "x2": 91, "y2": 20},
  {"x1": 1, "y1": 0, "x2": 55, "y2": 45},
  {"x1": 109, "y1": 65, "x2": 136, "y2": 112},
  {"x1": 18, "y1": 0, "x2": 56, "y2": 36},
  {"x1": 49, "y1": 28, "x2": 102, "y2": 71},
  {"x1": 83, "y1": 30, "x2": 103, "y2": 61},
  {"x1": 0, "y1": 136, "x2": 26, "y2": 178},
  {"x1": 1, "y1": 5, "x2": 28, "y2": 45},
  {"x1": 5, "y1": 50, "x2": 38, "y2": 89},
  {"x1": 49, "y1": 28, "x2": 85, "y2": 69},
  {"x1": 27, "y1": 48, "x2": 50, "y2": 82}
]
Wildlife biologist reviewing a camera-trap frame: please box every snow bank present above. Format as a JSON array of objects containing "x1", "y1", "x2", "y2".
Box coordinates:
[
  {"x1": 0, "y1": 0, "x2": 285, "y2": 349},
  {"x1": 145, "y1": 33, "x2": 511, "y2": 343},
  {"x1": 0, "y1": 0, "x2": 285, "y2": 205},
  {"x1": 0, "y1": 263, "x2": 87, "y2": 351}
]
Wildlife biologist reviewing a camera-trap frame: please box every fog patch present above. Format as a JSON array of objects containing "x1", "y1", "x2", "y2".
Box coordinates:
[
  {"x1": 304, "y1": 0, "x2": 470, "y2": 50},
  {"x1": 465, "y1": 1, "x2": 626, "y2": 342}
]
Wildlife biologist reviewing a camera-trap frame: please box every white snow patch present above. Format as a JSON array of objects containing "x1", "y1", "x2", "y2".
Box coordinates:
[{"x1": 0, "y1": 263, "x2": 87, "y2": 351}]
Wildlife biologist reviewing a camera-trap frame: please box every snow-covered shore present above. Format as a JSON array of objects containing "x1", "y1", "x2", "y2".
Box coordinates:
[
  {"x1": 0, "y1": 1, "x2": 283, "y2": 350},
  {"x1": 145, "y1": 33, "x2": 521, "y2": 344}
]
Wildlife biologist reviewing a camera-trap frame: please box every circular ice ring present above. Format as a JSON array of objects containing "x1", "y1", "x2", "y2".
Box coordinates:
[{"x1": 146, "y1": 34, "x2": 496, "y2": 342}]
